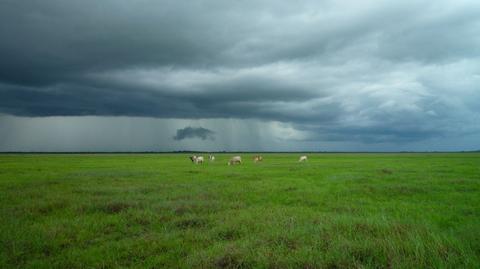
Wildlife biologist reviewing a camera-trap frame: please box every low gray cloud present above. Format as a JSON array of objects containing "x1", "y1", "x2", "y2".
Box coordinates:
[
  {"x1": 0, "y1": 0, "x2": 479, "y2": 150},
  {"x1": 173, "y1": 127, "x2": 215, "y2": 141}
]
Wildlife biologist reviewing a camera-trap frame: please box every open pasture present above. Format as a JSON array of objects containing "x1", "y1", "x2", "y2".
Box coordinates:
[{"x1": 1, "y1": 153, "x2": 480, "y2": 268}]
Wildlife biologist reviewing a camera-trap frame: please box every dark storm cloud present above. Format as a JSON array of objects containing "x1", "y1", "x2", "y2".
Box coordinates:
[
  {"x1": 173, "y1": 127, "x2": 215, "y2": 141},
  {"x1": 1, "y1": 0, "x2": 480, "y2": 146}
]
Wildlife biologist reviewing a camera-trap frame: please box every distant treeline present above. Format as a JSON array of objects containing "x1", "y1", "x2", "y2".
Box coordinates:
[{"x1": 1, "y1": 151, "x2": 479, "y2": 154}]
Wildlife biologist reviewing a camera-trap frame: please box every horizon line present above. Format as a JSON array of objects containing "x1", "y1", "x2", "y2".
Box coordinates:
[{"x1": 1, "y1": 150, "x2": 479, "y2": 154}]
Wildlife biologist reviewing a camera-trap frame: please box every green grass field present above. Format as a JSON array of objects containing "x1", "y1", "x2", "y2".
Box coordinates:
[{"x1": 1, "y1": 153, "x2": 479, "y2": 268}]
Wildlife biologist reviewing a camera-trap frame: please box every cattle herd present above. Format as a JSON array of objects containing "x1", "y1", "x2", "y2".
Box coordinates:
[{"x1": 189, "y1": 155, "x2": 308, "y2": 165}]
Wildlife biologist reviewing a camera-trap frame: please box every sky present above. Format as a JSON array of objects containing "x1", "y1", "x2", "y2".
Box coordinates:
[{"x1": 1, "y1": 0, "x2": 479, "y2": 152}]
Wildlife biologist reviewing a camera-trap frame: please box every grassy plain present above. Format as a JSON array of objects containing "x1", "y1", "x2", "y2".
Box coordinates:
[{"x1": 1, "y1": 153, "x2": 479, "y2": 268}]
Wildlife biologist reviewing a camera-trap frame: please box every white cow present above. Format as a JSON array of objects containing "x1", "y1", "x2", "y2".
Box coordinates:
[
  {"x1": 298, "y1": 155, "x2": 308, "y2": 162},
  {"x1": 228, "y1": 156, "x2": 242, "y2": 165},
  {"x1": 209, "y1": 155, "x2": 215, "y2": 161},
  {"x1": 195, "y1": 156, "x2": 204, "y2": 164}
]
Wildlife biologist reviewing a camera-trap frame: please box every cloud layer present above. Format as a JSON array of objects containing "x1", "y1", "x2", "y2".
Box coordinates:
[{"x1": 1, "y1": 0, "x2": 479, "y2": 150}]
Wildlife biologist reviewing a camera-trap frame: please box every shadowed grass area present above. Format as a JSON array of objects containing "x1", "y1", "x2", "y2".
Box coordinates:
[{"x1": 1, "y1": 153, "x2": 479, "y2": 268}]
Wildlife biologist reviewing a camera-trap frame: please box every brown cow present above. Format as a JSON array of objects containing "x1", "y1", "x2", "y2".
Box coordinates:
[{"x1": 253, "y1": 155, "x2": 263, "y2": 163}]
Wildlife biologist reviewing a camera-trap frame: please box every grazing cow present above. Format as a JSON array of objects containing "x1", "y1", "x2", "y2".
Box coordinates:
[
  {"x1": 298, "y1": 155, "x2": 308, "y2": 162},
  {"x1": 228, "y1": 156, "x2": 242, "y2": 165},
  {"x1": 189, "y1": 155, "x2": 197, "y2": 163},
  {"x1": 209, "y1": 155, "x2": 215, "y2": 161},
  {"x1": 195, "y1": 156, "x2": 204, "y2": 164},
  {"x1": 253, "y1": 155, "x2": 263, "y2": 163}
]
